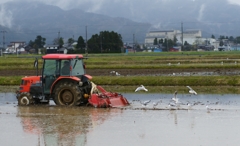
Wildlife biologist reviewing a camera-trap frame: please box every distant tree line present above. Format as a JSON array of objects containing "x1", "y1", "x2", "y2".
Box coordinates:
[
  {"x1": 27, "y1": 31, "x2": 123, "y2": 54},
  {"x1": 69, "y1": 31, "x2": 123, "y2": 54},
  {"x1": 217, "y1": 35, "x2": 240, "y2": 46}
]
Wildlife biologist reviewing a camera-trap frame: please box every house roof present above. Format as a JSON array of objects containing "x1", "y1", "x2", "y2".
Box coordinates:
[
  {"x1": 149, "y1": 30, "x2": 175, "y2": 33},
  {"x1": 58, "y1": 48, "x2": 67, "y2": 51},
  {"x1": 45, "y1": 45, "x2": 59, "y2": 47},
  {"x1": 10, "y1": 41, "x2": 25, "y2": 43}
]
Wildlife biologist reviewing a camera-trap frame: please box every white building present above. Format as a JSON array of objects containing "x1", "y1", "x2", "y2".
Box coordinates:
[
  {"x1": 145, "y1": 30, "x2": 180, "y2": 45},
  {"x1": 145, "y1": 29, "x2": 210, "y2": 46},
  {"x1": 4, "y1": 41, "x2": 26, "y2": 53}
]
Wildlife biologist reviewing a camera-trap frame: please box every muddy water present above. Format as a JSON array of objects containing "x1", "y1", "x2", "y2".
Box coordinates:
[{"x1": 0, "y1": 93, "x2": 240, "y2": 146}]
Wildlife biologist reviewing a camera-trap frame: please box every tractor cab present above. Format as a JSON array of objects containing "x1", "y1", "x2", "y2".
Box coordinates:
[{"x1": 42, "y1": 57, "x2": 86, "y2": 94}]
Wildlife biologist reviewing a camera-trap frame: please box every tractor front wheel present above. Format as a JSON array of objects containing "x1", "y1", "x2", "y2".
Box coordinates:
[
  {"x1": 18, "y1": 92, "x2": 33, "y2": 106},
  {"x1": 54, "y1": 82, "x2": 81, "y2": 106}
]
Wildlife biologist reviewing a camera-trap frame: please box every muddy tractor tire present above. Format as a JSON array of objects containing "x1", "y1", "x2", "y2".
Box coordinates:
[
  {"x1": 18, "y1": 92, "x2": 33, "y2": 106},
  {"x1": 54, "y1": 82, "x2": 82, "y2": 106}
]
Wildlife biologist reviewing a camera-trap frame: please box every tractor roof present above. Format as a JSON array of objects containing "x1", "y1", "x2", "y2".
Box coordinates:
[{"x1": 42, "y1": 54, "x2": 84, "y2": 59}]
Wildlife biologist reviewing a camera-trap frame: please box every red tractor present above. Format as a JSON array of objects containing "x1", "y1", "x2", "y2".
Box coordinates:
[{"x1": 16, "y1": 54, "x2": 129, "y2": 107}]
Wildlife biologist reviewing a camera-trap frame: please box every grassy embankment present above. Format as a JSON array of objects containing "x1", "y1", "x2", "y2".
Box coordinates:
[{"x1": 0, "y1": 51, "x2": 240, "y2": 93}]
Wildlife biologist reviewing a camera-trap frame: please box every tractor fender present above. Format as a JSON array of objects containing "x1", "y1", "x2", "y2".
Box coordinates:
[
  {"x1": 84, "y1": 74, "x2": 92, "y2": 80},
  {"x1": 50, "y1": 77, "x2": 80, "y2": 94}
]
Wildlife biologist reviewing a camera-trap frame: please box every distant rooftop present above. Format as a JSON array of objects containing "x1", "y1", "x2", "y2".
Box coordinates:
[{"x1": 149, "y1": 30, "x2": 175, "y2": 33}]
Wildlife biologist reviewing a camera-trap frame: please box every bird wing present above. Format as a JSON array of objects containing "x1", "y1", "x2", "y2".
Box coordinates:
[
  {"x1": 169, "y1": 102, "x2": 176, "y2": 106},
  {"x1": 193, "y1": 91, "x2": 197, "y2": 95},
  {"x1": 144, "y1": 100, "x2": 151, "y2": 104},
  {"x1": 186, "y1": 86, "x2": 192, "y2": 90},
  {"x1": 135, "y1": 87, "x2": 142, "y2": 92},
  {"x1": 135, "y1": 88, "x2": 139, "y2": 92},
  {"x1": 173, "y1": 91, "x2": 177, "y2": 97}
]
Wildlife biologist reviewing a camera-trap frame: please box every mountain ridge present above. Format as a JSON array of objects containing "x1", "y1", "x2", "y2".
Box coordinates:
[{"x1": 0, "y1": 0, "x2": 240, "y2": 45}]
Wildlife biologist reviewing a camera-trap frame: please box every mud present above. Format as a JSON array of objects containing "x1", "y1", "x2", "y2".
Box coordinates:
[
  {"x1": 0, "y1": 93, "x2": 240, "y2": 146},
  {"x1": 0, "y1": 68, "x2": 240, "y2": 76}
]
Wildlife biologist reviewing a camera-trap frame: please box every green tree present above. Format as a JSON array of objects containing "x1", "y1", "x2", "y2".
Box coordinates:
[
  {"x1": 158, "y1": 39, "x2": 163, "y2": 44},
  {"x1": 76, "y1": 36, "x2": 85, "y2": 50},
  {"x1": 68, "y1": 38, "x2": 74, "y2": 45},
  {"x1": 211, "y1": 34, "x2": 215, "y2": 39},
  {"x1": 235, "y1": 36, "x2": 240, "y2": 44},
  {"x1": 28, "y1": 40, "x2": 34, "y2": 47},
  {"x1": 173, "y1": 36, "x2": 178, "y2": 46},
  {"x1": 153, "y1": 38, "x2": 158, "y2": 45},
  {"x1": 34, "y1": 35, "x2": 46, "y2": 48},
  {"x1": 229, "y1": 36, "x2": 234, "y2": 42},
  {"x1": 219, "y1": 40, "x2": 224, "y2": 46},
  {"x1": 219, "y1": 35, "x2": 225, "y2": 40},
  {"x1": 58, "y1": 37, "x2": 64, "y2": 47},
  {"x1": 184, "y1": 41, "x2": 189, "y2": 46},
  {"x1": 87, "y1": 31, "x2": 123, "y2": 53}
]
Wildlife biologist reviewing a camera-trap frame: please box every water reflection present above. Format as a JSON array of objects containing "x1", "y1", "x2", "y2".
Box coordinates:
[
  {"x1": 1, "y1": 93, "x2": 240, "y2": 146},
  {"x1": 17, "y1": 106, "x2": 122, "y2": 146}
]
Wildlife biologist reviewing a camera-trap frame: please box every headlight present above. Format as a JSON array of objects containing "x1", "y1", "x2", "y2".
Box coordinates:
[{"x1": 79, "y1": 81, "x2": 83, "y2": 86}]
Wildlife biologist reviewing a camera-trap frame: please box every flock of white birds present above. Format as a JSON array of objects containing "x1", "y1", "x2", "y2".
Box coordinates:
[
  {"x1": 109, "y1": 70, "x2": 211, "y2": 111},
  {"x1": 133, "y1": 85, "x2": 212, "y2": 111}
]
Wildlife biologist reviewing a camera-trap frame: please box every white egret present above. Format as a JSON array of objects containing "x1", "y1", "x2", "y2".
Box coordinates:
[
  {"x1": 115, "y1": 72, "x2": 120, "y2": 76},
  {"x1": 171, "y1": 91, "x2": 179, "y2": 103},
  {"x1": 135, "y1": 85, "x2": 148, "y2": 92},
  {"x1": 152, "y1": 101, "x2": 160, "y2": 108},
  {"x1": 140, "y1": 100, "x2": 151, "y2": 107},
  {"x1": 206, "y1": 105, "x2": 212, "y2": 111},
  {"x1": 186, "y1": 86, "x2": 197, "y2": 95}
]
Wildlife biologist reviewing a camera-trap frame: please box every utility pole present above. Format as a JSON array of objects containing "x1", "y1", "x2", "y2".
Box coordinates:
[
  {"x1": 85, "y1": 26, "x2": 88, "y2": 56},
  {"x1": 181, "y1": 22, "x2": 183, "y2": 51},
  {"x1": 133, "y1": 34, "x2": 135, "y2": 53},
  {"x1": 58, "y1": 31, "x2": 60, "y2": 39},
  {"x1": 165, "y1": 32, "x2": 168, "y2": 51},
  {"x1": 0, "y1": 30, "x2": 6, "y2": 57},
  {"x1": 100, "y1": 31, "x2": 102, "y2": 53},
  {"x1": 58, "y1": 31, "x2": 60, "y2": 46}
]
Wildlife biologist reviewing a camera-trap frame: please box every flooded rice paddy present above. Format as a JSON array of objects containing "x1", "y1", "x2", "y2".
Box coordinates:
[{"x1": 0, "y1": 93, "x2": 240, "y2": 146}]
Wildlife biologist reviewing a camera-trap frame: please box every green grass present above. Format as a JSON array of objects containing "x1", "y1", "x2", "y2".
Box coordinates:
[
  {"x1": 1, "y1": 51, "x2": 240, "y2": 69},
  {"x1": 1, "y1": 52, "x2": 240, "y2": 94},
  {"x1": 1, "y1": 75, "x2": 240, "y2": 86}
]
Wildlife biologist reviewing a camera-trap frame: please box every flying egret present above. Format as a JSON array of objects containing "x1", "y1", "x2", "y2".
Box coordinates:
[
  {"x1": 171, "y1": 91, "x2": 179, "y2": 103},
  {"x1": 140, "y1": 100, "x2": 151, "y2": 107},
  {"x1": 135, "y1": 85, "x2": 148, "y2": 92},
  {"x1": 152, "y1": 101, "x2": 160, "y2": 108},
  {"x1": 186, "y1": 86, "x2": 197, "y2": 95}
]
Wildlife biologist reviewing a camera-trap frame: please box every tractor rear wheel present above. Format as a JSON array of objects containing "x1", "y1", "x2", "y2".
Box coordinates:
[
  {"x1": 18, "y1": 92, "x2": 33, "y2": 106},
  {"x1": 54, "y1": 82, "x2": 82, "y2": 106}
]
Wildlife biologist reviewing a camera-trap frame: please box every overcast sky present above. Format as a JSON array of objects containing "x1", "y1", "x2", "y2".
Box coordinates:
[
  {"x1": 0, "y1": 0, "x2": 240, "y2": 27},
  {"x1": 0, "y1": 0, "x2": 240, "y2": 11}
]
